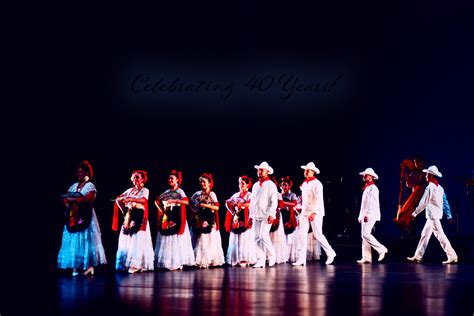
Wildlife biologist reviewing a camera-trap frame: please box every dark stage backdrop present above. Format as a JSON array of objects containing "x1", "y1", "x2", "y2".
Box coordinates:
[{"x1": 8, "y1": 0, "x2": 474, "y2": 274}]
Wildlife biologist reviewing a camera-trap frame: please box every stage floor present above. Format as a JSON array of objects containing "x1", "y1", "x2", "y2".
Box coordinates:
[{"x1": 5, "y1": 260, "x2": 474, "y2": 316}]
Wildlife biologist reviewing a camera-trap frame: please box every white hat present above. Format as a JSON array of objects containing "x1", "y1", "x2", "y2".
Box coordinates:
[
  {"x1": 254, "y1": 161, "x2": 274, "y2": 175},
  {"x1": 423, "y1": 165, "x2": 442, "y2": 178},
  {"x1": 359, "y1": 167, "x2": 379, "y2": 180},
  {"x1": 300, "y1": 162, "x2": 320, "y2": 174}
]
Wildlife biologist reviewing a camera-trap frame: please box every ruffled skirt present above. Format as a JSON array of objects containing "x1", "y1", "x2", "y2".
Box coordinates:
[
  {"x1": 286, "y1": 229, "x2": 299, "y2": 263},
  {"x1": 115, "y1": 222, "x2": 155, "y2": 271},
  {"x1": 57, "y1": 210, "x2": 107, "y2": 270},
  {"x1": 226, "y1": 227, "x2": 257, "y2": 266},
  {"x1": 194, "y1": 227, "x2": 225, "y2": 267},
  {"x1": 269, "y1": 222, "x2": 289, "y2": 264},
  {"x1": 155, "y1": 225, "x2": 195, "y2": 270},
  {"x1": 307, "y1": 232, "x2": 321, "y2": 260}
]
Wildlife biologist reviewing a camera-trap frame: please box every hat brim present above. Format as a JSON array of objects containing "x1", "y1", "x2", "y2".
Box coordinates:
[
  {"x1": 422, "y1": 169, "x2": 442, "y2": 177},
  {"x1": 254, "y1": 165, "x2": 274, "y2": 175},
  {"x1": 301, "y1": 166, "x2": 320, "y2": 174},
  {"x1": 359, "y1": 171, "x2": 378, "y2": 180}
]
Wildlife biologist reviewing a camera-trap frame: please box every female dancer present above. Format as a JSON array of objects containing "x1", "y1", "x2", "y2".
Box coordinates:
[
  {"x1": 154, "y1": 170, "x2": 195, "y2": 270},
  {"x1": 269, "y1": 178, "x2": 289, "y2": 264},
  {"x1": 278, "y1": 176, "x2": 299, "y2": 263},
  {"x1": 224, "y1": 176, "x2": 257, "y2": 267},
  {"x1": 190, "y1": 173, "x2": 225, "y2": 268},
  {"x1": 58, "y1": 160, "x2": 107, "y2": 276},
  {"x1": 113, "y1": 170, "x2": 154, "y2": 273}
]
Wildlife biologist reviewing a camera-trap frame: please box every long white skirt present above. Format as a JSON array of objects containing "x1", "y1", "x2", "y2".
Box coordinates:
[
  {"x1": 307, "y1": 232, "x2": 321, "y2": 261},
  {"x1": 194, "y1": 227, "x2": 225, "y2": 267},
  {"x1": 269, "y1": 222, "x2": 289, "y2": 264},
  {"x1": 286, "y1": 228, "x2": 299, "y2": 263},
  {"x1": 226, "y1": 227, "x2": 257, "y2": 266},
  {"x1": 115, "y1": 222, "x2": 154, "y2": 271},
  {"x1": 155, "y1": 225, "x2": 196, "y2": 270},
  {"x1": 57, "y1": 210, "x2": 107, "y2": 270}
]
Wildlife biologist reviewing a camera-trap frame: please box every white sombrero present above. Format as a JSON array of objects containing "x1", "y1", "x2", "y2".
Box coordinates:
[
  {"x1": 359, "y1": 167, "x2": 379, "y2": 180},
  {"x1": 254, "y1": 161, "x2": 274, "y2": 175},
  {"x1": 300, "y1": 162, "x2": 320, "y2": 174},
  {"x1": 423, "y1": 165, "x2": 442, "y2": 178}
]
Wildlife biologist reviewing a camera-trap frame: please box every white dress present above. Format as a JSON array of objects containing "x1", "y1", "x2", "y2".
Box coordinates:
[
  {"x1": 190, "y1": 190, "x2": 225, "y2": 267},
  {"x1": 57, "y1": 182, "x2": 107, "y2": 270},
  {"x1": 269, "y1": 210, "x2": 289, "y2": 264},
  {"x1": 154, "y1": 188, "x2": 195, "y2": 270},
  {"x1": 279, "y1": 191, "x2": 299, "y2": 263},
  {"x1": 115, "y1": 187, "x2": 154, "y2": 271},
  {"x1": 225, "y1": 191, "x2": 257, "y2": 266}
]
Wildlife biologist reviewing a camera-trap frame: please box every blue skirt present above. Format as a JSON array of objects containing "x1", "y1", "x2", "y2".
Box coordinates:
[{"x1": 57, "y1": 210, "x2": 107, "y2": 270}]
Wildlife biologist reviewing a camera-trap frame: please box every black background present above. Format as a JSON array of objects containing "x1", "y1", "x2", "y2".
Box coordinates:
[{"x1": 8, "y1": 0, "x2": 474, "y2": 279}]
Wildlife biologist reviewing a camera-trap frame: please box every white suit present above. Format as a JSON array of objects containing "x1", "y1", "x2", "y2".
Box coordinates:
[
  {"x1": 296, "y1": 178, "x2": 336, "y2": 262},
  {"x1": 411, "y1": 182, "x2": 457, "y2": 260},
  {"x1": 250, "y1": 179, "x2": 278, "y2": 265},
  {"x1": 358, "y1": 183, "x2": 387, "y2": 261}
]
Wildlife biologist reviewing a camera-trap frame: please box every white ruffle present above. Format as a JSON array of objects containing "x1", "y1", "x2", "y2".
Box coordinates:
[
  {"x1": 286, "y1": 228, "x2": 299, "y2": 263},
  {"x1": 57, "y1": 210, "x2": 107, "y2": 270},
  {"x1": 307, "y1": 232, "x2": 321, "y2": 260},
  {"x1": 155, "y1": 225, "x2": 196, "y2": 270},
  {"x1": 226, "y1": 227, "x2": 257, "y2": 266},
  {"x1": 115, "y1": 222, "x2": 155, "y2": 271},
  {"x1": 194, "y1": 227, "x2": 225, "y2": 267},
  {"x1": 269, "y1": 222, "x2": 289, "y2": 264}
]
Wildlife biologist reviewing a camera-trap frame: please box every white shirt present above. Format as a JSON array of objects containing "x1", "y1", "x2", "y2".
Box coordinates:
[
  {"x1": 412, "y1": 182, "x2": 444, "y2": 220},
  {"x1": 300, "y1": 178, "x2": 325, "y2": 217},
  {"x1": 121, "y1": 187, "x2": 149, "y2": 210},
  {"x1": 249, "y1": 179, "x2": 278, "y2": 220},
  {"x1": 358, "y1": 184, "x2": 381, "y2": 221}
]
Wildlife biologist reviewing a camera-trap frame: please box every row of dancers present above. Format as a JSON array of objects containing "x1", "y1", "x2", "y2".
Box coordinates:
[{"x1": 57, "y1": 160, "x2": 458, "y2": 276}]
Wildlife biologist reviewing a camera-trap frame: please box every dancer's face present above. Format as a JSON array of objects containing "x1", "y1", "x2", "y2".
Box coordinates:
[
  {"x1": 238, "y1": 179, "x2": 248, "y2": 192},
  {"x1": 76, "y1": 167, "x2": 87, "y2": 182},
  {"x1": 168, "y1": 175, "x2": 178, "y2": 188},
  {"x1": 131, "y1": 173, "x2": 144, "y2": 187},
  {"x1": 280, "y1": 182, "x2": 290, "y2": 193},
  {"x1": 257, "y1": 168, "x2": 268, "y2": 179},
  {"x1": 200, "y1": 178, "x2": 210, "y2": 191},
  {"x1": 304, "y1": 169, "x2": 315, "y2": 179},
  {"x1": 364, "y1": 174, "x2": 374, "y2": 182}
]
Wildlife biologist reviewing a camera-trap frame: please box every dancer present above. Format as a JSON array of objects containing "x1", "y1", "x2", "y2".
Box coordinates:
[
  {"x1": 407, "y1": 166, "x2": 458, "y2": 264},
  {"x1": 277, "y1": 176, "x2": 298, "y2": 263},
  {"x1": 356, "y1": 168, "x2": 388, "y2": 263},
  {"x1": 113, "y1": 170, "x2": 154, "y2": 273},
  {"x1": 224, "y1": 176, "x2": 257, "y2": 267},
  {"x1": 293, "y1": 162, "x2": 336, "y2": 266},
  {"x1": 154, "y1": 170, "x2": 195, "y2": 271},
  {"x1": 190, "y1": 173, "x2": 225, "y2": 268},
  {"x1": 58, "y1": 160, "x2": 107, "y2": 276},
  {"x1": 249, "y1": 162, "x2": 278, "y2": 268}
]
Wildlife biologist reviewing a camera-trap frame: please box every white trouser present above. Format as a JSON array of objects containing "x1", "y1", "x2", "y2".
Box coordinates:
[
  {"x1": 254, "y1": 219, "x2": 275, "y2": 263},
  {"x1": 361, "y1": 218, "x2": 387, "y2": 260},
  {"x1": 414, "y1": 219, "x2": 457, "y2": 259},
  {"x1": 296, "y1": 214, "x2": 336, "y2": 262}
]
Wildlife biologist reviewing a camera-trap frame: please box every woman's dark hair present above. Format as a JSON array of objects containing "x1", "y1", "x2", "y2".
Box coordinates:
[
  {"x1": 199, "y1": 173, "x2": 214, "y2": 190},
  {"x1": 279, "y1": 176, "x2": 293, "y2": 189},
  {"x1": 132, "y1": 170, "x2": 148, "y2": 184},
  {"x1": 78, "y1": 160, "x2": 94, "y2": 179},
  {"x1": 169, "y1": 170, "x2": 183, "y2": 186},
  {"x1": 239, "y1": 175, "x2": 253, "y2": 188}
]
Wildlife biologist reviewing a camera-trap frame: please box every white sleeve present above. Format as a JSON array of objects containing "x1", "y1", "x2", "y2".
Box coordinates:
[
  {"x1": 413, "y1": 186, "x2": 430, "y2": 217},
  {"x1": 141, "y1": 188, "x2": 150, "y2": 200}
]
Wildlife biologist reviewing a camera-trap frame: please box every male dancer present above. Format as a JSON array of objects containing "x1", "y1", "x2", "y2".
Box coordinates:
[
  {"x1": 250, "y1": 161, "x2": 278, "y2": 268},
  {"x1": 293, "y1": 162, "x2": 336, "y2": 265},
  {"x1": 407, "y1": 166, "x2": 458, "y2": 264},
  {"x1": 356, "y1": 168, "x2": 388, "y2": 263}
]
